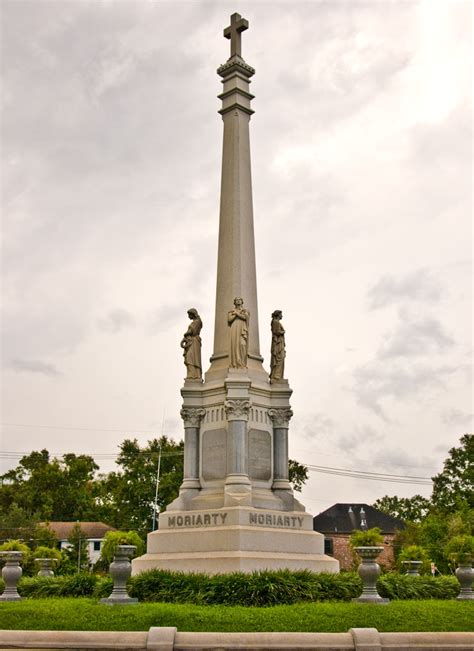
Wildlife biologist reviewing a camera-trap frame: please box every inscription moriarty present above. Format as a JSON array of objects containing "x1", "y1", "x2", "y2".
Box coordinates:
[
  {"x1": 168, "y1": 513, "x2": 228, "y2": 527},
  {"x1": 166, "y1": 511, "x2": 305, "y2": 529},
  {"x1": 248, "y1": 429, "x2": 271, "y2": 481}
]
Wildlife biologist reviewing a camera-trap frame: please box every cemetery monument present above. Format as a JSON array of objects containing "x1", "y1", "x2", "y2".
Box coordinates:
[{"x1": 132, "y1": 13, "x2": 339, "y2": 574}]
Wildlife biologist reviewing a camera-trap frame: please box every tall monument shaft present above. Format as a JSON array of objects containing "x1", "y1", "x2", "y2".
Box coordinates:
[
  {"x1": 210, "y1": 35, "x2": 263, "y2": 374},
  {"x1": 132, "y1": 14, "x2": 339, "y2": 576}
]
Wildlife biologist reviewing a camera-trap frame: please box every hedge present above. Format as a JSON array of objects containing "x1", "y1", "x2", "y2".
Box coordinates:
[{"x1": 0, "y1": 570, "x2": 460, "y2": 605}]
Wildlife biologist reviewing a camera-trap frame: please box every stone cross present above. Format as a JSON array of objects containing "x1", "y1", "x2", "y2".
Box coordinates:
[{"x1": 224, "y1": 13, "x2": 249, "y2": 58}]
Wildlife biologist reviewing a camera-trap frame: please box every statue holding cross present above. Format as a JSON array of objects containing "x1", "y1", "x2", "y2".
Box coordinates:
[{"x1": 224, "y1": 12, "x2": 249, "y2": 58}]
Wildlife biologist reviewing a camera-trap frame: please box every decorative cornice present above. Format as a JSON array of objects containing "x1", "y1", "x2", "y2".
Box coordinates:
[
  {"x1": 224, "y1": 399, "x2": 252, "y2": 420},
  {"x1": 268, "y1": 408, "x2": 293, "y2": 427},
  {"x1": 217, "y1": 55, "x2": 255, "y2": 78},
  {"x1": 180, "y1": 407, "x2": 206, "y2": 428}
]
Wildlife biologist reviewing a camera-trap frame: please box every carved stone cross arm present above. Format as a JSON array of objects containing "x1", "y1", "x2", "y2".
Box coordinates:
[{"x1": 223, "y1": 12, "x2": 249, "y2": 58}]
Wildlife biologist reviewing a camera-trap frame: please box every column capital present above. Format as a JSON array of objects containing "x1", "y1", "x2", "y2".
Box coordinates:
[
  {"x1": 180, "y1": 407, "x2": 205, "y2": 428},
  {"x1": 224, "y1": 399, "x2": 251, "y2": 421},
  {"x1": 268, "y1": 408, "x2": 293, "y2": 427}
]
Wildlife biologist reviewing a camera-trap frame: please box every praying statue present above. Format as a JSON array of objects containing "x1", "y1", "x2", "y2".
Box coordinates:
[
  {"x1": 228, "y1": 297, "x2": 250, "y2": 368},
  {"x1": 270, "y1": 310, "x2": 285, "y2": 382},
  {"x1": 181, "y1": 308, "x2": 203, "y2": 380}
]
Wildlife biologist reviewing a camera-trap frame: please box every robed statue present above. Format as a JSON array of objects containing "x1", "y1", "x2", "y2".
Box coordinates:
[
  {"x1": 270, "y1": 310, "x2": 285, "y2": 382},
  {"x1": 228, "y1": 297, "x2": 250, "y2": 368},
  {"x1": 181, "y1": 308, "x2": 203, "y2": 380}
]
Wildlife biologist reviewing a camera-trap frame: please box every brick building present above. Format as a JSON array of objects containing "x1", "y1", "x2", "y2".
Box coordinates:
[{"x1": 313, "y1": 504, "x2": 405, "y2": 570}]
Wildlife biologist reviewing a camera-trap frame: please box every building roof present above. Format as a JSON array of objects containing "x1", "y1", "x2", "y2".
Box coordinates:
[
  {"x1": 41, "y1": 522, "x2": 116, "y2": 540},
  {"x1": 313, "y1": 503, "x2": 405, "y2": 534}
]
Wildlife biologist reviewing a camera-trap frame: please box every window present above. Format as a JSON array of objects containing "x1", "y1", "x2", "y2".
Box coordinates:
[
  {"x1": 93, "y1": 541, "x2": 101, "y2": 551},
  {"x1": 324, "y1": 538, "x2": 334, "y2": 556}
]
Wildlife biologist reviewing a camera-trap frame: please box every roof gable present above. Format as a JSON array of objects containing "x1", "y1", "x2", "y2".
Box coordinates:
[
  {"x1": 40, "y1": 521, "x2": 116, "y2": 540},
  {"x1": 313, "y1": 503, "x2": 405, "y2": 534}
]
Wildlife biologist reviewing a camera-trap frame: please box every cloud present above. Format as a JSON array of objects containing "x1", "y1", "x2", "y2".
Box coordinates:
[
  {"x1": 352, "y1": 361, "x2": 459, "y2": 420},
  {"x1": 8, "y1": 358, "x2": 61, "y2": 377},
  {"x1": 367, "y1": 269, "x2": 442, "y2": 310},
  {"x1": 300, "y1": 412, "x2": 335, "y2": 440},
  {"x1": 441, "y1": 408, "x2": 473, "y2": 429},
  {"x1": 337, "y1": 424, "x2": 382, "y2": 452},
  {"x1": 377, "y1": 311, "x2": 454, "y2": 359},
  {"x1": 97, "y1": 308, "x2": 135, "y2": 333}
]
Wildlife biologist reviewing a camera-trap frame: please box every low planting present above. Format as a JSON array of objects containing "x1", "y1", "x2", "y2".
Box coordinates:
[{"x1": 0, "y1": 570, "x2": 461, "y2": 605}]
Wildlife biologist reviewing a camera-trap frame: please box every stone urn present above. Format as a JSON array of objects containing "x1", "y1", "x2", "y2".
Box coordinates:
[
  {"x1": 455, "y1": 557, "x2": 473, "y2": 601},
  {"x1": 0, "y1": 551, "x2": 23, "y2": 601},
  {"x1": 100, "y1": 545, "x2": 138, "y2": 605},
  {"x1": 352, "y1": 546, "x2": 389, "y2": 604},
  {"x1": 402, "y1": 560, "x2": 423, "y2": 576},
  {"x1": 35, "y1": 558, "x2": 55, "y2": 577}
]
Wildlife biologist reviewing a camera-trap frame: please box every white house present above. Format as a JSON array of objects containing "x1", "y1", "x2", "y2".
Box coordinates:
[{"x1": 43, "y1": 521, "x2": 116, "y2": 565}]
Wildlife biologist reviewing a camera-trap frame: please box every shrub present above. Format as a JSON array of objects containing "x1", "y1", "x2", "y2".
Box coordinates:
[
  {"x1": 350, "y1": 527, "x2": 384, "y2": 548},
  {"x1": 398, "y1": 545, "x2": 431, "y2": 574},
  {"x1": 0, "y1": 570, "x2": 460, "y2": 603},
  {"x1": 445, "y1": 535, "x2": 474, "y2": 565},
  {"x1": 378, "y1": 572, "x2": 459, "y2": 600},
  {"x1": 100, "y1": 531, "x2": 145, "y2": 566}
]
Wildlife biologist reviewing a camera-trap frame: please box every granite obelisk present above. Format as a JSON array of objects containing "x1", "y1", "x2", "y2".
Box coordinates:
[{"x1": 132, "y1": 14, "x2": 339, "y2": 575}]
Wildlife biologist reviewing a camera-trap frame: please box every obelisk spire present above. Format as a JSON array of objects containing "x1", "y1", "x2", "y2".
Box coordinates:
[{"x1": 208, "y1": 13, "x2": 264, "y2": 380}]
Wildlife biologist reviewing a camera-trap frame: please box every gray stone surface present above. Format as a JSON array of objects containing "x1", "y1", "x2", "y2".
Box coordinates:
[
  {"x1": 248, "y1": 429, "x2": 272, "y2": 480},
  {"x1": 132, "y1": 14, "x2": 336, "y2": 576},
  {"x1": 201, "y1": 429, "x2": 226, "y2": 481}
]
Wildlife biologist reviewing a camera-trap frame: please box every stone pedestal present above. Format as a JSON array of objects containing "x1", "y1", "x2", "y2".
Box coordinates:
[{"x1": 132, "y1": 506, "x2": 338, "y2": 575}]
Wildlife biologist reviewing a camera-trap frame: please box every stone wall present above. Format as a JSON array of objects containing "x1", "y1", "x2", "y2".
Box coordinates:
[{"x1": 327, "y1": 533, "x2": 397, "y2": 570}]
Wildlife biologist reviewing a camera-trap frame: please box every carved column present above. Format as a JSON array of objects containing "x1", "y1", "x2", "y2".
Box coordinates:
[
  {"x1": 224, "y1": 399, "x2": 252, "y2": 502},
  {"x1": 180, "y1": 407, "x2": 205, "y2": 490},
  {"x1": 269, "y1": 408, "x2": 293, "y2": 490}
]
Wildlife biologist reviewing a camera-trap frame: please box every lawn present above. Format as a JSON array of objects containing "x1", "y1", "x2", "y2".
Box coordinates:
[{"x1": 0, "y1": 598, "x2": 472, "y2": 632}]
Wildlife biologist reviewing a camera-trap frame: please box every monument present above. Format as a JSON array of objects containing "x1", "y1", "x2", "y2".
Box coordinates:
[{"x1": 132, "y1": 14, "x2": 339, "y2": 574}]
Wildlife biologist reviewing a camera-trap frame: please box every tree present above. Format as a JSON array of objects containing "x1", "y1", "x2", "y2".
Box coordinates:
[
  {"x1": 64, "y1": 523, "x2": 90, "y2": 573},
  {"x1": 431, "y1": 434, "x2": 473, "y2": 511},
  {"x1": 94, "y1": 437, "x2": 184, "y2": 537},
  {"x1": 288, "y1": 459, "x2": 308, "y2": 492},
  {"x1": 0, "y1": 450, "x2": 99, "y2": 522},
  {"x1": 372, "y1": 494, "x2": 431, "y2": 523}
]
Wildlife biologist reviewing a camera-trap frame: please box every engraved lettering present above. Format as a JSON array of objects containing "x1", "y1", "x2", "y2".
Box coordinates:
[
  {"x1": 258, "y1": 514, "x2": 265, "y2": 524},
  {"x1": 177, "y1": 516, "x2": 184, "y2": 526},
  {"x1": 291, "y1": 517, "x2": 297, "y2": 526},
  {"x1": 297, "y1": 517, "x2": 304, "y2": 527},
  {"x1": 184, "y1": 516, "x2": 191, "y2": 526},
  {"x1": 266, "y1": 514, "x2": 272, "y2": 525},
  {"x1": 196, "y1": 515, "x2": 203, "y2": 525},
  {"x1": 277, "y1": 516, "x2": 283, "y2": 526},
  {"x1": 168, "y1": 517, "x2": 176, "y2": 527},
  {"x1": 284, "y1": 516, "x2": 290, "y2": 527},
  {"x1": 249, "y1": 513, "x2": 258, "y2": 524},
  {"x1": 212, "y1": 514, "x2": 219, "y2": 524},
  {"x1": 204, "y1": 514, "x2": 211, "y2": 525},
  {"x1": 221, "y1": 513, "x2": 228, "y2": 524}
]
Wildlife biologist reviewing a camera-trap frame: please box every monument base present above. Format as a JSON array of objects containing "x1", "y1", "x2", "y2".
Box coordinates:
[{"x1": 132, "y1": 506, "x2": 339, "y2": 575}]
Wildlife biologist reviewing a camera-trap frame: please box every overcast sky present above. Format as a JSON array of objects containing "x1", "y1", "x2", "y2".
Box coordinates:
[{"x1": 1, "y1": 0, "x2": 472, "y2": 516}]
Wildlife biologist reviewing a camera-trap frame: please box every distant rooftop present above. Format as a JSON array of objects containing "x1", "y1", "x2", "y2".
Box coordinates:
[
  {"x1": 41, "y1": 521, "x2": 116, "y2": 540},
  {"x1": 313, "y1": 503, "x2": 405, "y2": 534}
]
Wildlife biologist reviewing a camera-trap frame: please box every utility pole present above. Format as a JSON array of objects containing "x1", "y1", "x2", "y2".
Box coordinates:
[{"x1": 152, "y1": 446, "x2": 162, "y2": 531}]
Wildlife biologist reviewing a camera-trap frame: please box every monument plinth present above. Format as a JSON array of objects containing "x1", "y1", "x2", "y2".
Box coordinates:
[{"x1": 132, "y1": 13, "x2": 339, "y2": 575}]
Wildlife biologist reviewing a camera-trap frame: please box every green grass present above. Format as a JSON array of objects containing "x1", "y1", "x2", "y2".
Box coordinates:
[{"x1": 0, "y1": 598, "x2": 472, "y2": 632}]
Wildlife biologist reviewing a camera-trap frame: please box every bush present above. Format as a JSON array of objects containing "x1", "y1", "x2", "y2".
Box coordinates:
[
  {"x1": 0, "y1": 570, "x2": 460, "y2": 603},
  {"x1": 350, "y1": 527, "x2": 384, "y2": 548},
  {"x1": 100, "y1": 531, "x2": 145, "y2": 566},
  {"x1": 378, "y1": 573, "x2": 459, "y2": 600},
  {"x1": 445, "y1": 534, "x2": 474, "y2": 565},
  {"x1": 398, "y1": 545, "x2": 431, "y2": 574}
]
